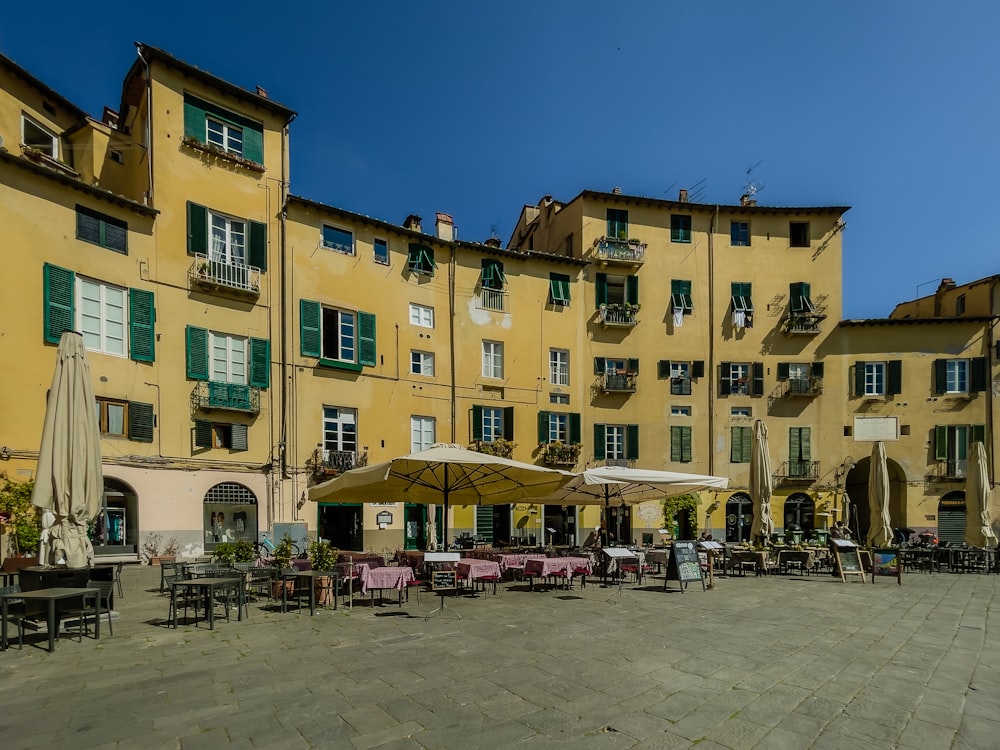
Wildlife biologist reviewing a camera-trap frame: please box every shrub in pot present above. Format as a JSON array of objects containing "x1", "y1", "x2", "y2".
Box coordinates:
[{"x1": 308, "y1": 540, "x2": 339, "y2": 605}]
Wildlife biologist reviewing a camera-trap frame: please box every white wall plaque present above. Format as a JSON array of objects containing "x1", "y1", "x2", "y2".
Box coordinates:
[{"x1": 854, "y1": 416, "x2": 898, "y2": 441}]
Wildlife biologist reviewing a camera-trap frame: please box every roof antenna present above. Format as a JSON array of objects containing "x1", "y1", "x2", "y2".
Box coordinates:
[{"x1": 743, "y1": 161, "x2": 765, "y2": 202}]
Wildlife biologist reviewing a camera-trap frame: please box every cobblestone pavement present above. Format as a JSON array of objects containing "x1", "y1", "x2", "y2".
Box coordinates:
[{"x1": 0, "y1": 565, "x2": 997, "y2": 749}]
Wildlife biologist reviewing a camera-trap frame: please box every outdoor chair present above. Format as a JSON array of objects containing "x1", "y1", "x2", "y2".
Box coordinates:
[
  {"x1": 66, "y1": 580, "x2": 114, "y2": 638},
  {"x1": 475, "y1": 574, "x2": 501, "y2": 596},
  {"x1": 405, "y1": 576, "x2": 423, "y2": 604},
  {"x1": 571, "y1": 564, "x2": 589, "y2": 588},
  {"x1": 0, "y1": 584, "x2": 27, "y2": 648},
  {"x1": 113, "y1": 561, "x2": 125, "y2": 600}
]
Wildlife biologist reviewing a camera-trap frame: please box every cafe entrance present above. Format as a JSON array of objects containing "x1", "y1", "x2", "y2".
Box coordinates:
[
  {"x1": 726, "y1": 493, "x2": 753, "y2": 543},
  {"x1": 318, "y1": 503, "x2": 363, "y2": 550}
]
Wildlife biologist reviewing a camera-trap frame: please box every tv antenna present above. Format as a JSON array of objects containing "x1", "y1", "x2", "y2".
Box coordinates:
[
  {"x1": 687, "y1": 178, "x2": 707, "y2": 203},
  {"x1": 743, "y1": 161, "x2": 765, "y2": 200},
  {"x1": 489, "y1": 223, "x2": 501, "y2": 241}
]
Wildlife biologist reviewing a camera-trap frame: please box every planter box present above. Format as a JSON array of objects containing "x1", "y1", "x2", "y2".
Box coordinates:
[{"x1": 149, "y1": 555, "x2": 176, "y2": 567}]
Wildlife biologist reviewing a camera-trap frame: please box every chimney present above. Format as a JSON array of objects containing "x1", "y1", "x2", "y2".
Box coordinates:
[
  {"x1": 678, "y1": 188, "x2": 689, "y2": 203},
  {"x1": 933, "y1": 278, "x2": 956, "y2": 316},
  {"x1": 740, "y1": 194, "x2": 757, "y2": 207},
  {"x1": 435, "y1": 212, "x2": 454, "y2": 241},
  {"x1": 612, "y1": 186, "x2": 622, "y2": 195},
  {"x1": 255, "y1": 86, "x2": 269, "y2": 99},
  {"x1": 403, "y1": 214, "x2": 423, "y2": 233},
  {"x1": 484, "y1": 237, "x2": 502, "y2": 249}
]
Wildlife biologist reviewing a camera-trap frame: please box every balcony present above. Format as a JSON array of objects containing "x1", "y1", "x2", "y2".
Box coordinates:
[
  {"x1": 599, "y1": 304, "x2": 639, "y2": 328},
  {"x1": 189, "y1": 254, "x2": 261, "y2": 298},
  {"x1": 191, "y1": 381, "x2": 260, "y2": 414},
  {"x1": 476, "y1": 287, "x2": 508, "y2": 313},
  {"x1": 930, "y1": 460, "x2": 967, "y2": 481},
  {"x1": 783, "y1": 311, "x2": 825, "y2": 335},
  {"x1": 539, "y1": 441, "x2": 581, "y2": 467},
  {"x1": 592, "y1": 237, "x2": 646, "y2": 266},
  {"x1": 600, "y1": 371, "x2": 637, "y2": 393},
  {"x1": 603, "y1": 458, "x2": 634, "y2": 469},
  {"x1": 670, "y1": 377, "x2": 692, "y2": 396},
  {"x1": 780, "y1": 377, "x2": 823, "y2": 397},
  {"x1": 774, "y1": 460, "x2": 819, "y2": 482},
  {"x1": 310, "y1": 448, "x2": 367, "y2": 479}
]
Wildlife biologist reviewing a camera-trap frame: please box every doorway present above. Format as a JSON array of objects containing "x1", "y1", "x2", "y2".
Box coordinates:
[
  {"x1": 726, "y1": 493, "x2": 753, "y2": 543},
  {"x1": 543, "y1": 505, "x2": 577, "y2": 546},
  {"x1": 403, "y1": 504, "x2": 426, "y2": 550},
  {"x1": 318, "y1": 503, "x2": 363, "y2": 550}
]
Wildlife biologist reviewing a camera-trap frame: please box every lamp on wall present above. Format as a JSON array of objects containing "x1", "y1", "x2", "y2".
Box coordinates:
[
  {"x1": 296, "y1": 491, "x2": 307, "y2": 511},
  {"x1": 0, "y1": 446, "x2": 9, "y2": 460}
]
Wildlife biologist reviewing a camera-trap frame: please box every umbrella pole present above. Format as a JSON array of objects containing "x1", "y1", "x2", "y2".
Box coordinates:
[{"x1": 442, "y1": 465, "x2": 449, "y2": 549}]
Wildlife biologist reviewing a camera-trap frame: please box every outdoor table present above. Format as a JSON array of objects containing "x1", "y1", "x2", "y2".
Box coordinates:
[
  {"x1": 492, "y1": 553, "x2": 547, "y2": 580},
  {"x1": 776, "y1": 549, "x2": 815, "y2": 575},
  {"x1": 169, "y1": 577, "x2": 242, "y2": 630},
  {"x1": 730, "y1": 550, "x2": 769, "y2": 575},
  {"x1": 360, "y1": 566, "x2": 415, "y2": 606},
  {"x1": 523, "y1": 557, "x2": 592, "y2": 589},
  {"x1": 1, "y1": 586, "x2": 99, "y2": 652},
  {"x1": 456, "y1": 558, "x2": 502, "y2": 581},
  {"x1": 281, "y1": 569, "x2": 342, "y2": 615}
]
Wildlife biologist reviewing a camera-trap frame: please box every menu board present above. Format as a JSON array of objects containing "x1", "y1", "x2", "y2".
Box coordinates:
[
  {"x1": 831, "y1": 540, "x2": 866, "y2": 583},
  {"x1": 665, "y1": 540, "x2": 705, "y2": 592},
  {"x1": 431, "y1": 570, "x2": 457, "y2": 591},
  {"x1": 871, "y1": 549, "x2": 902, "y2": 585}
]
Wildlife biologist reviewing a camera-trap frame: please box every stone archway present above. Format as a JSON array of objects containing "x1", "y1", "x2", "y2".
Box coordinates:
[{"x1": 845, "y1": 453, "x2": 907, "y2": 542}]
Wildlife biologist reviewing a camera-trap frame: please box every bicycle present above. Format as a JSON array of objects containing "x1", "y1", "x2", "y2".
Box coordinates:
[{"x1": 255, "y1": 532, "x2": 304, "y2": 564}]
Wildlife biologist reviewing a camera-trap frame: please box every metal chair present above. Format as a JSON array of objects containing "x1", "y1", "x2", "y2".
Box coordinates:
[
  {"x1": 112, "y1": 561, "x2": 125, "y2": 600},
  {"x1": 67, "y1": 580, "x2": 114, "y2": 638},
  {"x1": 0, "y1": 584, "x2": 27, "y2": 648}
]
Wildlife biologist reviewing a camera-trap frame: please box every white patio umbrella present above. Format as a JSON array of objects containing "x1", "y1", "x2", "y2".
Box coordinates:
[
  {"x1": 309, "y1": 443, "x2": 573, "y2": 545},
  {"x1": 868, "y1": 441, "x2": 893, "y2": 547},
  {"x1": 965, "y1": 441, "x2": 998, "y2": 548},
  {"x1": 426, "y1": 507, "x2": 438, "y2": 551},
  {"x1": 749, "y1": 419, "x2": 774, "y2": 543},
  {"x1": 31, "y1": 331, "x2": 103, "y2": 568}
]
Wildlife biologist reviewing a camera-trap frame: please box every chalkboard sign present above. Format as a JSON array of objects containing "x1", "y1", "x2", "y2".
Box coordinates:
[
  {"x1": 431, "y1": 570, "x2": 457, "y2": 591},
  {"x1": 871, "y1": 549, "x2": 902, "y2": 585},
  {"x1": 664, "y1": 540, "x2": 705, "y2": 592},
  {"x1": 831, "y1": 540, "x2": 866, "y2": 583}
]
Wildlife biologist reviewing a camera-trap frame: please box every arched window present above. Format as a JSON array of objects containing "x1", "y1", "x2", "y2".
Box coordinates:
[
  {"x1": 783, "y1": 493, "x2": 815, "y2": 534},
  {"x1": 203, "y1": 482, "x2": 258, "y2": 549},
  {"x1": 726, "y1": 493, "x2": 753, "y2": 543}
]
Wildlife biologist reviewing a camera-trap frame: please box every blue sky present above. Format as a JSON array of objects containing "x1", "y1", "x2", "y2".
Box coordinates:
[{"x1": 3, "y1": 2, "x2": 998, "y2": 319}]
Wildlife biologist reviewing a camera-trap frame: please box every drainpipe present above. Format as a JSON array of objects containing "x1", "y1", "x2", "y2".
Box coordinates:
[
  {"x1": 449, "y1": 244, "x2": 457, "y2": 442},
  {"x1": 707, "y1": 205, "x2": 719, "y2": 476},
  {"x1": 135, "y1": 44, "x2": 154, "y2": 206}
]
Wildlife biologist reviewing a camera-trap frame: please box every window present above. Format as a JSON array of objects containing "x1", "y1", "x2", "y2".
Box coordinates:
[
  {"x1": 373, "y1": 238, "x2": 389, "y2": 265},
  {"x1": 550, "y1": 393, "x2": 569, "y2": 405},
  {"x1": 323, "y1": 407, "x2": 357, "y2": 454},
  {"x1": 411, "y1": 415, "x2": 436, "y2": 453},
  {"x1": 480, "y1": 259, "x2": 507, "y2": 290},
  {"x1": 407, "y1": 243, "x2": 436, "y2": 276},
  {"x1": 658, "y1": 361, "x2": 691, "y2": 395},
  {"x1": 473, "y1": 405, "x2": 513, "y2": 443},
  {"x1": 593, "y1": 423, "x2": 639, "y2": 462},
  {"x1": 76, "y1": 205, "x2": 127, "y2": 254},
  {"x1": 935, "y1": 424, "x2": 985, "y2": 477},
  {"x1": 96, "y1": 398, "x2": 127, "y2": 437},
  {"x1": 670, "y1": 214, "x2": 692, "y2": 243},
  {"x1": 322, "y1": 225, "x2": 354, "y2": 255},
  {"x1": 547, "y1": 413, "x2": 568, "y2": 443},
  {"x1": 550, "y1": 349, "x2": 569, "y2": 386},
  {"x1": 731, "y1": 406, "x2": 752, "y2": 418},
  {"x1": 789, "y1": 282, "x2": 815, "y2": 313},
  {"x1": 721, "y1": 361, "x2": 762, "y2": 396},
  {"x1": 538, "y1": 411, "x2": 581, "y2": 445},
  {"x1": 730, "y1": 221, "x2": 750, "y2": 247},
  {"x1": 670, "y1": 426, "x2": 692, "y2": 462},
  {"x1": 78, "y1": 278, "x2": 126, "y2": 357},
  {"x1": 44, "y1": 266, "x2": 155, "y2": 361},
  {"x1": 482, "y1": 341, "x2": 504, "y2": 379},
  {"x1": 606, "y1": 208, "x2": 628, "y2": 240},
  {"x1": 956, "y1": 294, "x2": 966, "y2": 315},
  {"x1": 788, "y1": 427, "x2": 812, "y2": 477},
  {"x1": 211, "y1": 213, "x2": 246, "y2": 265},
  {"x1": 549, "y1": 273, "x2": 571, "y2": 305},
  {"x1": 595, "y1": 273, "x2": 638, "y2": 309},
  {"x1": 410, "y1": 350, "x2": 435, "y2": 376},
  {"x1": 790, "y1": 222, "x2": 810, "y2": 247},
  {"x1": 731, "y1": 282, "x2": 754, "y2": 327},
  {"x1": 299, "y1": 300, "x2": 376, "y2": 370},
  {"x1": 671, "y1": 405, "x2": 691, "y2": 417},
  {"x1": 730, "y1": 426, "x2": 752, "y2": 462},
  {"x1": 210, "y1": 332, "x2": 247, "y2": 385},
  {"x1": 194, "y1": 420, "x2": 248, "y2": 451},
  {"x1": 22, "y1": 114, "x2": 58, "y2": 158},
  {"x1": 409, "y1": 303, "x2": 434, "y2": 328},
  {"x1": 186, "y1": 326, "x2": 269, "y2": 389},
  {"x1": 935, "y1": 358, "x2": 987, "y2": 395},
  {"x1": 183, "y1": 93, "x2": 263, "y2": 164},
  {"x1": 854, "y1": 360, "x2": 901, "y2": 398},
  {"x1": 671, "y1": 280, "x2": 693, "y2": 313}
]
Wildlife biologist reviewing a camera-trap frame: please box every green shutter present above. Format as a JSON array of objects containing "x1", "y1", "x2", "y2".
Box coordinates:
[
  {"x1": 248, "y1": 220, "x2": 267, "y2": 271},
  {"x1": 300, "y1": 300, "x2": 321, "y2": 357},
  {"x1": 811, "y1": 361, "x2": 824, "y2": 378},
  {"x1": 627, "y1": 358, "x2": 639, "y2": 374},
  {"x1": 971, "y1": 424, "x2": 986, "y2": 444},
  {"x1": 76, "y1": 207, "x2": 102, "y2": 245},
  {"x1": 789, "y1": 427, "x2": 800, "y2": 463},
  {"x1": 472, "y1": 406, "x2": 484, "y2": 441},
  {"x1": 187, "y1": 202, "x2": 208, "y2": 256},
  {"x1": 752, "y1": 362, "x2": 764, "y2": 397},
  {"x1": 231, "y1": 423, "x2": 249, "y2": 452},
  {"x1": 503, "y1": 406, "x2": 515, "y2": 441},
  {"x1": 358, "y1": 312, "x2": 377, "y2": 367},
  {"x1": 626, "y1": 275, "x2": 639, "y2": 305},
  {"x1": 129, "y1": 288, "x2": 155, "y2": 363},
  {"x1": 658, "y1": 361, "x2": 670, "y2": 378},
  {"x1": 934, "y1": 425, "x2": 948, "y2": 461},
  {"x1": 593, "y1": 424, "x2": 606, "y2": 460},
  {"x1": 194, "y1": 419, "x2": 213, "y2": 449},
  {"x1": 681, "y1": 427, "x2": 692, "y2": 463},
  {"x1": 595, "y1": 273, "x2": 608, "y2": 307},
  {"x1": 569, "y1": 413, "x2": 581, "y2": 444},
  {"x1": 719, "y1": 362, "x2": 732, "y2": 396},
  {"x1": 127, "y1": 401, "x2": 154, "y2": 443},
  {"x1": 243, "y1": 127, "x2": 263, "y2": 164},
  {"x1": 730, "y1": 427, "x2": 741, "y2": 463},
  {"x1": 185, "y1": 326, "x2": 209, "y2": 381},
  {"x1": 626, "y1": 424, "x2": 639, "y2": 460},
  {"x1": 43, "y1": 264, "x2": 75, "y2": 344},
  {"x1": 183, "y1": 96, "x2": 206, "y2": 141},
  {"x1": 537, "y1": 411, "x2": 549, "y2": 443},
  {"x1": 742, "y1": 426, "x2": 752, "y2": 462},
  {"x1": 671, "y1": 426, "x2": 682, "y2": 462},
  {"x1": 971, "y1": 357, "x2": 987, "y2": 393},
  {"x1": 249, "y1": 337, "x2": 270, "y2": 388},
  {"x1": 777, "y1": 362, "x2": 789, "y2": 380},
  {"x1": 887, "y1": 360, "x2": 902, "y2": 395},
  {"x1": 854, "y1": 362, "x2": 866, "y2": 396},
  {"x1": 692, "y1": 361, "x2": 705, "y2": 379},
  {"x1": 594, "y1": 357, "x2": 606, "y2": 375},
  {"x1": 933, "y1": 359, "x2": 946, "y2": 394},
  {"x1": 801, "y1": 427, "x2": 811, "y2": 462}
]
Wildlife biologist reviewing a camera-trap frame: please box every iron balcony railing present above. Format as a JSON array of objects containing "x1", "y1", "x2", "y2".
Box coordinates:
[
  {"x1": 781, "y1": 377, "x2": 823, "y2": 397},
  {"x1": 189, "y1": 253, "x2": 261, "y2": 295},
  {"x1": 593, "y1": 238, "x2": 646, "y2": 264},
  {"x1": 312, "y1": 448, "x2": 367, "y2": 475},
  {"x1": 932, "y1": 459, "x2": 967, "y2": 480},
  {"x1": 774, "y1": 460, "x2": 820, "y2": 481},
  {"x1": 477, "y1": 287, "x2": 507, "y2": 313},
  {"x1": 191, "y1": 381, "x2": 260, "y2": 414},
  {"x1": 670, "y1": 377, "x2": 692, "y2": 396},
  {"x1": 604, "y1": 458, "x2": 634, "y2": 468},
  {"x1": 600, "y1": 372, "x2": 637, "y2": 393},
  {"x1": 784, "y1": 312, "x2": 824, "y2": 335},
  {"x1": 599, "y1": 305, "x2": 639, "y2": 327}
]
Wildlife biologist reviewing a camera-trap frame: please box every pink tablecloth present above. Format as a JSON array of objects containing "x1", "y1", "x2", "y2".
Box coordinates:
[
  {"x1": 360, "y1": 566, "x2": 415, "y2": 594},
  {"x1": 524, "y1": 556, "x2": 592, "y2": 578},
  {"x1": 492, "y1": 553, "x2": 547, "y2": 572},
  {"x1": 456, "y1": 559, "x2": 502, "y2": 581}
]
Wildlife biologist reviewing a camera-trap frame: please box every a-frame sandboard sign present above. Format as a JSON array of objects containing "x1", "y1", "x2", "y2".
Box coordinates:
[{"x1": 831, "y1": 539, "x2": 866, "y2": 583}]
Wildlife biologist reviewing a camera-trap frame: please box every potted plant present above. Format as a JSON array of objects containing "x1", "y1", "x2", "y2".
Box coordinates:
[
  {"x1": 270, "y1": 534, "x2": 295, "y2": 598},
  {"x1": 308, "y1": 540, "x2": 339, "y2": 605},
  {"x1": 540, "y1": 441, "x2": 581, "y2": 466},
  {"x1": 232, "y1": 539, "x2": 256, "y2": 563},
  {"x1": 142, "y1": 532, "x2": 180, "y2": 566},
  {"x1": 213, "y1": 541, "x2": 236, "y2": 565}
]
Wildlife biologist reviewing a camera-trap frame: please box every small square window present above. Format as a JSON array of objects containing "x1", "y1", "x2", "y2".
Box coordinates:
[
  {"x1": 322, "y1": 225, "x2": 354, "y2": 255},
  {"x1": 671, "y1": 405, "x2": 691, "y2": 416},
  {"x1": 790, "y1": 222, "x2": 810, "y2": 247},
  {"x1": 670, "y1": 214, "x2": 692, "y2": 243},
  {"x1": 373, "y1": 238, "x2": 389, "y2": 265},
  {"x1": 550, "y1": 393, "x2": 570, "y2": 405},
  {"x1": 410, "y1": 350, "x2": 435, "y2": 376},
  {"x1": 731, "y1": 407, "x2": 752, "y2": 417},
  {"x1": 730, "y1": 221, "x2": 750, "y2": 246},
  {"x1": 409, "y1": 303, "x2": 434, "y2": 328}
]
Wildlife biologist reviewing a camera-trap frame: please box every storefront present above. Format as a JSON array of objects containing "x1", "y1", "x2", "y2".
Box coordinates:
[{"x1": 203, "y1": 481, "x2": 258, "y2": 552}]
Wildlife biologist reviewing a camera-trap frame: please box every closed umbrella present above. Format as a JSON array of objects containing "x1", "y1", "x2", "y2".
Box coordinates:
[
  {"x1": 965, "y1": 441, "x2": 997, "y2": 548},
  {"x1": 426, "y1": 507, "x2": 438, "y2": 552},
  {"x1": 749, "y1": 419, "x2": 774, "y2": 544},
  {"x1": 868, "y1": 441, "x2": 892, "y2": 547},
  {"x1": 309, "y1": 443, "x2": 573, "y2": 544},
  {"x1": 31, "y1": 331, "x2": 103, "y2": 568}
]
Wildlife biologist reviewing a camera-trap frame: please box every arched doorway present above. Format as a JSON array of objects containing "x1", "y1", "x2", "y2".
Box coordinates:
[
  {"x1": 94, "y1": 477, "x2": 139, "y2": 557},
  {"x1": 783, "y1": 493, "x2": 815, "y2": 537},
  {"x1": 844, "y1": 454, "x2": 906, "y2": 544},
  {"x1": 204, "y1": 482, "x2": 258, "y2": 552},
  {"x1": 726, "y1": 493, "x2": 753, "y2": 543},
  {"x1": 937, "y1": 491, "x2": 966, "y2": 544}
]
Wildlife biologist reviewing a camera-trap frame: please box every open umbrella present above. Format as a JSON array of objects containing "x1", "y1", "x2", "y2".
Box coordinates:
[
  {"x1": 31, "y1": 331, "x2": 103, "y2": 568},
  {"x1": 749, "y1": 419, "x2": 774, "y2": 544},
  {"x1": 308, "y1": 443, "x2": 573, "y2": 544},
  {"x1": 868, "y1": 441, "x2": 892, "y2": 547},
  {"x1": 965, "y1": 441, "x2": 997, "y2": 548}
]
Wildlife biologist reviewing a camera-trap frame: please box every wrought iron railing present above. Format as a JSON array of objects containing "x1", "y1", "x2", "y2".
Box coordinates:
[
  {"x1": 931, "y1": 459, "x2": 967, "y2": 480},
  {"x1": 311, "y1": 448, "x2": 367, "y2": 477},
  {"x1": 784, "y1": 312, "x2": 824, "y2": 335},
  {"x1": 593, "y1": 238, "x2": 646, "y2": 263},
  {"x1": 781, "y1": 377, "x2": 823, "y2": 397},
  {"x1": 601, "y1": 372, "x2": 637, "y2": 393},
  {"x1": 774, "y1": 460, "x2": 820, "y2": 481},
  {"x1": 189, "y1": 253, "x2": 261, "y2": 295},
  {"x1": 599, "y1": 305, "x2": 639, "y2": 326},
  {"x1": 191, "y1": 381, "x2": 260, "y2": 414},
  {"x1": 477, "y1": 288, "x2": 507, "y2": 312}
]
